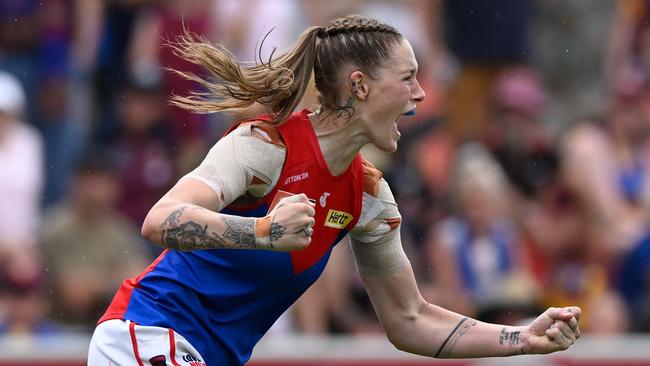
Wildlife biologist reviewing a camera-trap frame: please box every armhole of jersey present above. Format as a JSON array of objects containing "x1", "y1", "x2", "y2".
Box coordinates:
[
  {"x1": 361, "y1": 158, "x2": 383, "y2": 198},
  {"x1": 240, "y1": 120, "x2": 287, "y2": 149},
  {"x1": 352, "y1": 158, "x2": 386, "y2": 230}
]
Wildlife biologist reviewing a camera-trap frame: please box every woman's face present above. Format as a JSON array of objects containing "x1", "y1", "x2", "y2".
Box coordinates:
[{"x1": 360, "y1": 38, "x2": 425, "y2": 152}]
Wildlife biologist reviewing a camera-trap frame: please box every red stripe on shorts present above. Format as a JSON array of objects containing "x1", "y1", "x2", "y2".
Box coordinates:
[
  {"x1": 169, "y1": 328, "x2": 181, "y2": 366},
  {"x1": 129, "y1": 322, "x2": 145, "y2": 366}
]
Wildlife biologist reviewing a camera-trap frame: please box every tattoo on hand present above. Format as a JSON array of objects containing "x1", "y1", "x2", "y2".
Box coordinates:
[
  {"x1": 269, "y1": 222, "x2": 286, "y2": 243},
  {"x1": 435, "y1": 317, "x2": 477, "y2": 358},
  {"x1": 499, "y1": 328, "x2": 522, "y2": 348}
]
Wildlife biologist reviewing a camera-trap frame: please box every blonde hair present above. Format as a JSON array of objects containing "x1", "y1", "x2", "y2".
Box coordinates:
[{"x1": 169, "y1": 15, "x2": 402, "y2": 124}]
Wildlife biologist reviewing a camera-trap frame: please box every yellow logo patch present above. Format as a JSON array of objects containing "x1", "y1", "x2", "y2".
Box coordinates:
[{"x1": 324, "y1": 209, "x2": 353, "y2": 229}]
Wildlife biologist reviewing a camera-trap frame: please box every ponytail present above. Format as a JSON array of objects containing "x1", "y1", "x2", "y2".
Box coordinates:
[{"x1": 169, "y1": 26, "x2": 323, "y2": 124}]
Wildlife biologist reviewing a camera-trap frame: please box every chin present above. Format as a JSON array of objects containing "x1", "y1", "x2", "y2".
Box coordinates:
[{"x1": 375, "y1": 141, "x2": 399, "y2": 153}]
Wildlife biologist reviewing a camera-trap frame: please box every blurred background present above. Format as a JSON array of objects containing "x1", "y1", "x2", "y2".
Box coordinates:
[{"x1": 1, "y1": 0, "x2": 649, "y2": 364}]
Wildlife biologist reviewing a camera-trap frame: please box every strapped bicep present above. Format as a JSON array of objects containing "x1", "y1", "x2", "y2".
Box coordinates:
[
  {"x1": 183, "y1": 124, "x2": 285, "y2": 210},
  {"x1": 349, "y1": 178, "x2": 409, "y2": 276}
]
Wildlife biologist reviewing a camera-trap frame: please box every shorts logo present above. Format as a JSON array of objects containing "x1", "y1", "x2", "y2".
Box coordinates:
[
  {"x1": 324, "y1": 209, "x2": 353, "y2": 229},
  {"x1": 319, "y1": 192, "x2": 330, "y2": 208},
  {"x1": 182, "y1": 354, "x2": 206, "y2": 366}
]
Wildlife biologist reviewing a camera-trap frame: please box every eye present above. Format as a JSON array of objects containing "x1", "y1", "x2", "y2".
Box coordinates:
[{"x1": 403, "y1": 75, "x2": 413, "y2": 81}]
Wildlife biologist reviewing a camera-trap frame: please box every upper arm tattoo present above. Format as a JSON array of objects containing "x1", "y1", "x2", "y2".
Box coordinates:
[{"x1": 434, "y1": 317, "x2": 478, "y2": 358}]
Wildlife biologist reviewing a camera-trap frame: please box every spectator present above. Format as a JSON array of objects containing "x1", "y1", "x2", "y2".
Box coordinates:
[
  {"x1": 425, "y1": 143, "x2": 539, "y2": 321},
  {"x1": 431, "y1": 0, "x2": 534, "y2": 142},
  {"x1": 561, "y1": 76, "x2": 650, "y2": 262},
  {"x1": 0, "y1": 70, "x2": 43, "y2": 250},
  {"x1": 618, "y1": 233, "x2": 650, "y2": 332},
  {"x1": 0, "y1": 246, "x2": 60, "y2": 336},
  {"x1": 40, "y1": 151, "x2": 150, "y2": 330},
  {"x1": 108, "y1": 79, "x2": 175, "y2": 229}
]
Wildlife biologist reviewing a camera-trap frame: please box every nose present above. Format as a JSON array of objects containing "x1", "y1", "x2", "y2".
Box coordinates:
[{"x1": 411, "y1": 78, "x2": 426, "y2": 102}]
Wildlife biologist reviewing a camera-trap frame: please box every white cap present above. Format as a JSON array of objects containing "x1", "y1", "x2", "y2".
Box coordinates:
[{"x1": 0, "y1": 71, "x2": 27, "y2": 117}]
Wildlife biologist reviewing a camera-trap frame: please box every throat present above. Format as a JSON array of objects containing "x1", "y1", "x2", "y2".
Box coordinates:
[
  {"x1": 310, "y1": 114, "x2": 366, "y2": 176},
  {"x1": 316, "y1": 132, "x2": 364, "y2": 176}
]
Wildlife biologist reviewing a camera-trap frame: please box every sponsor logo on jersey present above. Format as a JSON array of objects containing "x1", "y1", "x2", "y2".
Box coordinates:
[
  {"x1": 283, "y1": 171, "x2": 309, "y2": 185},
  {"x1": 324, "y1": 209, "x2": 353, "y2": 229},
  {"x1": 319, "y1": 192, "x2": 330, "y2": 208}
]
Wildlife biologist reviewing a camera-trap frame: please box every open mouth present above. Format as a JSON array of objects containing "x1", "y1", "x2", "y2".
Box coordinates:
[{"x1": 402, "y1": 108, "x2": 416, "y2": 116}]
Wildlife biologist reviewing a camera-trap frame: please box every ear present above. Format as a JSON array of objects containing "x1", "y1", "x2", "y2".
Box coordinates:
[{"x1": 349, "y1": 71, "x2": 369, "y2": 100}]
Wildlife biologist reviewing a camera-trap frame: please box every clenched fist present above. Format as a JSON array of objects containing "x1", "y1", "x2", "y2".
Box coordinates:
[
  {"x1": 523, "y1": 306, "x2": 581, "y2": 354},
  {"x1": 255, "y1": 193, "x2": 316, "y2": 251}
]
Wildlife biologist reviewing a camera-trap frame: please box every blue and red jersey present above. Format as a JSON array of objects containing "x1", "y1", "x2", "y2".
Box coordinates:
[{"x1": 99, "y1": 110, "x2": 364, "y2": 364}]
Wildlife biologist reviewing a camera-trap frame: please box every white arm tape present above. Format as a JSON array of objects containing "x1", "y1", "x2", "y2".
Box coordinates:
[
  {"x1": 184, "y1": 125, "x2": 285, "y2": 205},
  {"x1": 349, "y1": 179, "x2": 409, "y2": 276}
]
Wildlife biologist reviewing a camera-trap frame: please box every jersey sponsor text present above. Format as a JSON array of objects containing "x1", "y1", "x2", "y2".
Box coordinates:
[{"x1": 324, "y1": 209, "x2": 353, "y2": 229}]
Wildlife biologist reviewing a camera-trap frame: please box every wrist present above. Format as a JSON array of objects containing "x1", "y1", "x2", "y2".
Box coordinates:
[
  {"x1": 517, "y1": 326, "x2": 531, "y2": 355},
  {"x1": 254, "y1": 215, "x2": 272, "y2": 249},
  {"x1": 498, "y1": 326, "x2": 528, "y2": 356}
]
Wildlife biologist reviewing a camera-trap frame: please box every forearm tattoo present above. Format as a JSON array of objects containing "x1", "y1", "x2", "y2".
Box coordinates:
[
  {"x1": 222, "y1": 217, "x2": 255, "y2": 248},
  {"x1": 434, "y1": 317, "x2": 477, "y2": 358},
  {"x1": 159, "y1": 206, "x2": 257, "y2": 250},
  {"x1": 499, "y1": 327, "x2": 525, "y2": 354}
]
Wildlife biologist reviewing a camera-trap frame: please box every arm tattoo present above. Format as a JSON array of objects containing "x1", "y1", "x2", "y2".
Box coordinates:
[
  {"x1": 161, "y1": 221, "x2": 228, "y2": 250},
  {"x1": 159, "y1": 206, "x2": 257, "y2": 250},
  {"x1": 222, "y1": 217, "x2": 256, "y2": 248},
  {"x1": 499, "y1": 327, "x2": 524, "y2": 354},
  {"x1": 435, "y1": 317, "x2": 477, "y2": 358},
  {"x1": 159, "y1": 206, "x2": 187, "y2": 229}
]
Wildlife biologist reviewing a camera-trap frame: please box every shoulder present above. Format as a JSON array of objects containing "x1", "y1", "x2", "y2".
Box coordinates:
[
  {"x1": 238, "y1": 120, "x2": 286, "y2": 149},
  {"x1": 228, "y1": 120, "x2": 287, "y2": 197},
  {"x1": 352, "y1": 158, "x2": 401, "y2": 237},
  {"x1": 361, "y1": 158, "x2": 383, "y2": 197}
]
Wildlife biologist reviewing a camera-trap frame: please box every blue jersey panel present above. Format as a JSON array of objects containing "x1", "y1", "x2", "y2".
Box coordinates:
[{"x1": 124, "y1": 204, "x2": 341, "y2": 364}]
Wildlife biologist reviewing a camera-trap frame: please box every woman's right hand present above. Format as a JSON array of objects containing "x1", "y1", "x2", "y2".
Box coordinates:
[{"x1": 261, "y1": 193, "x2": 316, "y2": 251}]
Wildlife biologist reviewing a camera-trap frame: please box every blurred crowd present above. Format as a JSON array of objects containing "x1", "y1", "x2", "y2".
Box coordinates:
[{"x1": 0, "y1": 0, "x2": 649, "y2": 339}]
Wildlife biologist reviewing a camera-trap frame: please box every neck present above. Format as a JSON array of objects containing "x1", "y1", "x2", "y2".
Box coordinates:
[{"x1": 309, "y1": 110, "x2": 368, "y2": 176}]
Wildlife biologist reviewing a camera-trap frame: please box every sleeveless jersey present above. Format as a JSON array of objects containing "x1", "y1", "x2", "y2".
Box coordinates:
[{"x1": 99, "y1": 109, "x2": 364, "y2": 365}]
